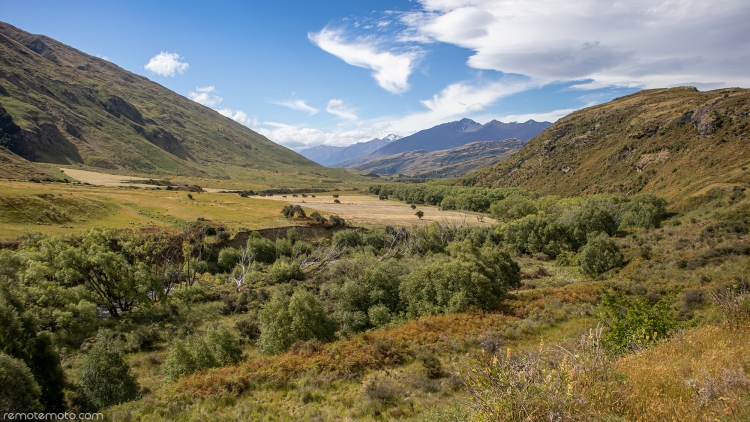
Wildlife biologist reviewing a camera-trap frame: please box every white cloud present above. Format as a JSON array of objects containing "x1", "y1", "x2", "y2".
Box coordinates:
[
  {"x1": 258, "y1": 124, "x2": 380, "y2": 150},
  {"x1": 144, "y1": 52, "x2": 189, "y2": 77},
  {"x1": 188, "y1": 86, "x2": 223, "y2": 106},
  {"x1": 407, "y1": 0, "x2": 750, "y2": 88},
  {"x1": 272, "y1": 99, "x2": 319, "y2": 115},
  {"x1": 309, "y1": 28, "x2": 420, "y2": 94},
  {"x1": 326, "y1": 99, "x2": 358, "y2": 120},
  {"x1": 217, "y1": 108, "x2": 258, "y2": 128}
]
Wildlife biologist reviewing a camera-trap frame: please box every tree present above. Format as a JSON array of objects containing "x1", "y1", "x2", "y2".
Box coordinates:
[
  {"x1": 247, "y1": 236, "x2": 277, "y2": 264},
  {"x1": 410, "y1": 204, "x2": 417, "y2": 210},
  {"x1": 579, "y1": 233, "x2": 623, "y2": 277},
  {"x1": 187, "y1": 193, "x2": 193, "y2": 200},
  {"x1": 79, "y1": 334, "x2": 139, "y2": 410},
  {"x1": 503, "y1": 212, "x2": 567, "y2": 257},
  {"x1": 258, "y1": 290, "x2": 336, "y2": 355},
  {"x1": 415, "y1": 210, "x2": 424, "y2": 219},
  {"x1": 400, "y1": 241, "x2": 520, "y2": 318},
  {"x1": 0, "y1": 353, "x2": 43, "y2": 412}
]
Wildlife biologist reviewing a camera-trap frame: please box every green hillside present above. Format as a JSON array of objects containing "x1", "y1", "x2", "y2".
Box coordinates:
[
  {"x1": 466, "y1": 87, "x2": 750, "y2": 203},
  {"x1": 0, "y1": 22, "x2": 353, "y2": 186},
  {"x1": 352, "y1": 139, "x2": 522, "y2": 178}
]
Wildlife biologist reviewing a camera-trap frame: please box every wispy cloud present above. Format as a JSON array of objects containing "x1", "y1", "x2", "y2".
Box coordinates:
[
  {"x1": 217, "y1": 108, "x2": 258, "y2": 128},
  {"x1": 272, "y1": 99, "x2": 319, "y2": 115},
  {"x1": 326, "y1": 99, "x2": 358, "y2": 120},
  {"x1": 407, "y1": 0, "x2": 750, "y2": 88},
  {"x1": 309, "y1": 28, "x2": 421, "y2": 94},
  {"x1": 144, "y1": 51, "x2": 189, "y2": 77},
  {"x1": 188, "y1": 86, "x2": 223, "y2": 106}
]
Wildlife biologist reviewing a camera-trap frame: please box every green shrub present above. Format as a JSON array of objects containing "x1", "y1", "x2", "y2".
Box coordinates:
[
  {"x1": 362, "y1": 231, "x2": 386, "y2": 250},
  {"x1": 600, "y1": 291, "x2": 675, "y2": 354},
  {"x1": 565, "y1": 204, "x2": 617, "y2": 250},
  {"x1": 332, "y1": 229, "x2": 362, "y2": 248},
  {"x1": 217, "y1": 247, "x2": 241, "y2": 272},
  {"x1": 579, "y1": 233, "x2": 623, "y2": 277},
  {"x1": 275, "y1": 238, "x2": 293, "y2": 258},
  {"x1": 620, "y1": 194, "x2": 667, "y2": 229},
  {"x1": 163, "y1": 327, "x2": 242, "y2": 381},
  {"x1": 247, "y1": 236, "x2": 276, "y2": 264},
  {"x1": 266, "y1": 261, "x2": 305, "y2": 285},
  {"x1": 400, "y1": 241, "x2": 520, "y2": 317},
  {"x1": 489, "y1": 196, "x2": 538, "y2": 221},
  {"x1": 79, "y1": 335, "x2": 139, "y2": 409},
  {"x1": 503, "y1": 213, "x2": 567, "y2": 257},
  {"x1": 258, "y1": 290, "x2": 337, "y2": 355},
  {"x1": 0, "y1": 353, "x2": 42, "y2": 412}
]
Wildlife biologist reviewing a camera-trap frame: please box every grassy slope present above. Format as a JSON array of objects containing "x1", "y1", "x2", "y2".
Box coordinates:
[
  {"x1": 466, "y1": 87, "x2": 750, "y2": 204},
  {"x1": 0, "y1": 146, "x2": 56, "y2": 179},
  {"x1": 0, "y1": 181, "x2": 300, "y2": 239},
  {"x1": 352, "y1": 140, "x2": 522, "y2": 178},
  {"x1": 0, "y1": 22, "x2": 359, "y2": 187}
]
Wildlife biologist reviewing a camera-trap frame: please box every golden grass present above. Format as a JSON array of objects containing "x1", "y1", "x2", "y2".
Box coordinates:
[{"x1": 602, "y1": 323, "x2": 750, "y2": 421}]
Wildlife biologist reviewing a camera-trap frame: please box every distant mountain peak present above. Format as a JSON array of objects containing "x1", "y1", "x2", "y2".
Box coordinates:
[{"x1": 382, "y1": 134, "x2": 401, "y2": 142}]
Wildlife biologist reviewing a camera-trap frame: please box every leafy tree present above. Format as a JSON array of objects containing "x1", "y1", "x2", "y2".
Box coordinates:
[
  {"x1": 502, "y1": 212, "x2": 567, "y2": 257},
  {"x1": 489, "y1": 196, "x2": 538, "y2": 221},
  {"x1": 579, "y1": 233, "x2": 623, "y2": 277},
  {"x1": 163, "y1": 327, "x2": 242, "y2": 381},
  {"x1": 258, "y1": 290, "x2": 336, "y2": 355},
  {"x1": 247, "y1": 236, "x2": 277, "y2": 264},
  {"x1": 620, "y1": 194, "x2": 667, "y2": 229},
  {"x1": 416, "y1": 210, "x2": 424, "y2": 219},
  {"x1": 400, "y1": 241, "x2": 520, "y2": 317},
  {"x1": 565, "y1": 203, "x2": 617, "y2": 250},
  {"x1": 332, "y1": 229, "x2": 362, "y2": 248},
  {"x1": 79, "y1": 334, "x2": 139, "y2": 410},
  {"x1": 0, "y1": 353, "x2": 43, "y2": 412},
  {"x1": 266, "y1": 261, "x2": 305, "y2": 285},
  {"x1": 217, "y1": 247, "x2": 241, "y2": 273},
  {"x1": 411, "y1": 204, "x2": 417, "y2": 210}
]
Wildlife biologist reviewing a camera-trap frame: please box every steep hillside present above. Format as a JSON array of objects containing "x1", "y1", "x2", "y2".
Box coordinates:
[
  {"x1": 359, "y1": 118, "x2": 550, "y2": 161},
  {"x1": 0, "y1": 22, "x2": 348, "y2": 185},
  {"x1": 466, "y1": 87, "x2": 750, "y2": 202},
  {"x1": 299, "y1": 134, "x2": 399, "y2": 166},
  {"x1": 352, "y1": 139, "x2": 522, "y2": 178}
]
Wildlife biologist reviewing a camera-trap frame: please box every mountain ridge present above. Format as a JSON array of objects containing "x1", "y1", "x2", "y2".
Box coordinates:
[
  {"x1": 0, "y1": 22, "x2": 348, "y2": 186},
  {"x1": 298, "y1": 134, "x2": 399, "y2": 166},
  {"x1": 351, "y1": 138, "x2": 523, "y2": 178},
  {"x1": 464, "y1": 87, "x2": 750, "y2": 202}
]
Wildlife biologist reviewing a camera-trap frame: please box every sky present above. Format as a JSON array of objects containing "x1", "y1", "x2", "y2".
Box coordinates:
[{"x1": 2, "y1": 0, "x2": 749, "y2": 150}]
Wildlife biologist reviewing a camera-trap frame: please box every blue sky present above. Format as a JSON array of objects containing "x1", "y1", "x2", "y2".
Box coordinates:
[{"x1": 2, "y1": 0, "x2": 748, "y2": 150}]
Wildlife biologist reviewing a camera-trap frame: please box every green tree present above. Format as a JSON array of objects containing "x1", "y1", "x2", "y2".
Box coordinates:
[
  {"x1": 489, "y1": 196, "x2": 537, "y2": 221},
  {"x1": 332, "y1": 229, "x2": 362, "y2": 248},
  {"x1": 258, "y1": 290, "x2": 336, "y2": 355},
  {"x1": 415, "y1": 210, "x2": 424, "y2": 219},
  {"x1": 600, "y1": 291, "x2": 675, "y2": 354},
  {"x1": 79, "y1": 335, "x2": 139, "y2": 410},
  {"x1": 502, "y1": 212, "x2": 567, "y2": 257},
  {"x1": 579, "y1": 233, "x2": 623, "y2": 277},
  {"x1": 565, "y1": 203, "x2": 617, "y2": 250},
  {"x1": 0, "y1": 353, "x2": 43, "y2": 413},
  {"x1": 400, "y1": 242, "x2": 520, "y2": 317},
  {"x1": 217, "y1": 247, "x2": 241, "y2": 273},
  {"x1": 247, "y1": 236, "x2": 277, "y2": 264}
]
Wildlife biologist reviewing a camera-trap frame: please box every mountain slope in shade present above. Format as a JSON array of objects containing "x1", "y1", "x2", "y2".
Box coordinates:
[
  {"x1": 0, "y1": 22, "x2": 346, "y2": 184},
  {"x1": 366, "y1": 118, "x2": 551, "y2": 159},
  {"x1": 352, "y1": 139, "x2": 523, "y2": 178},
  {"x1": 298, "y1": 134, "x2": 399, "y2": 166},
  {"x1": 465, "y1": 87, "x2": 750, "y2": 202}
]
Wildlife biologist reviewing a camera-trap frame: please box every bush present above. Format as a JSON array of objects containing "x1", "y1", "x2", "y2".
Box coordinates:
[
  {"x1": 332, "y1": 229, "x2": 362, "y2": 248},
  {"x1": 235, "y1": 318, "x2": 261, "y2": 341},
  {"x1": 565, "y1": 204, "x2": 617, "y2": 250},
  {"x1": 258, "y1": 290, "x2": 337, "y2": 355},
  {"x1": 124, "y1": 325, "x2": 161, "y2": 352},
  {"x1": 217, "y1": 247, "x2": 241, "y2": 272},
  {"x1": 79, "y1": 335, "x2": 140, "y2": 410},
  {"x1": 600, "y1": 291, "x2": 675, "y2": 354},
  {"x1": 579, "y1": 233, "x2": 623, "y2": 277},
  {"x1": 400, "y1": 241, "x2": 520, "y2": 317},
  {"x1": 0, "y1": 353, "x2": 42, "y2": 412},
  {"x1": 362, "y1": 231, "x2": 386, "y2": 250},
  {"x1": 163, "y1": 327, "x2": 242, "y2": 381},
  {"x1": 247, "y1": 236, "x2": 276, "y2": 264},
  {"x1": 266, "y1": 261, "x2": 305, "y2": 285},
  {"x1": 620, "y1": 194, "x2": 667, "y2": 229},
  {"x1": 503, "y1": 213, "x2": 567, "y2": 257},
  {"x1": 489, "y1": 196, "x2": 537, "y2": 221}
]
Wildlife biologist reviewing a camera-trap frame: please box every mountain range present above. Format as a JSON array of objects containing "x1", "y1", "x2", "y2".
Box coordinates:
[
  {"x1": 0, "y1": 22, "x2": 349, "y2": 185},
  {"x1": 351, "y1": 139, "x2": 523, "y2": 178},
  {"x1": 339, "y1": 118, "x2": 550, "y2": 168},
  {"x1": 298, "y1": 134, "x2": 400, "y2": 167}
]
